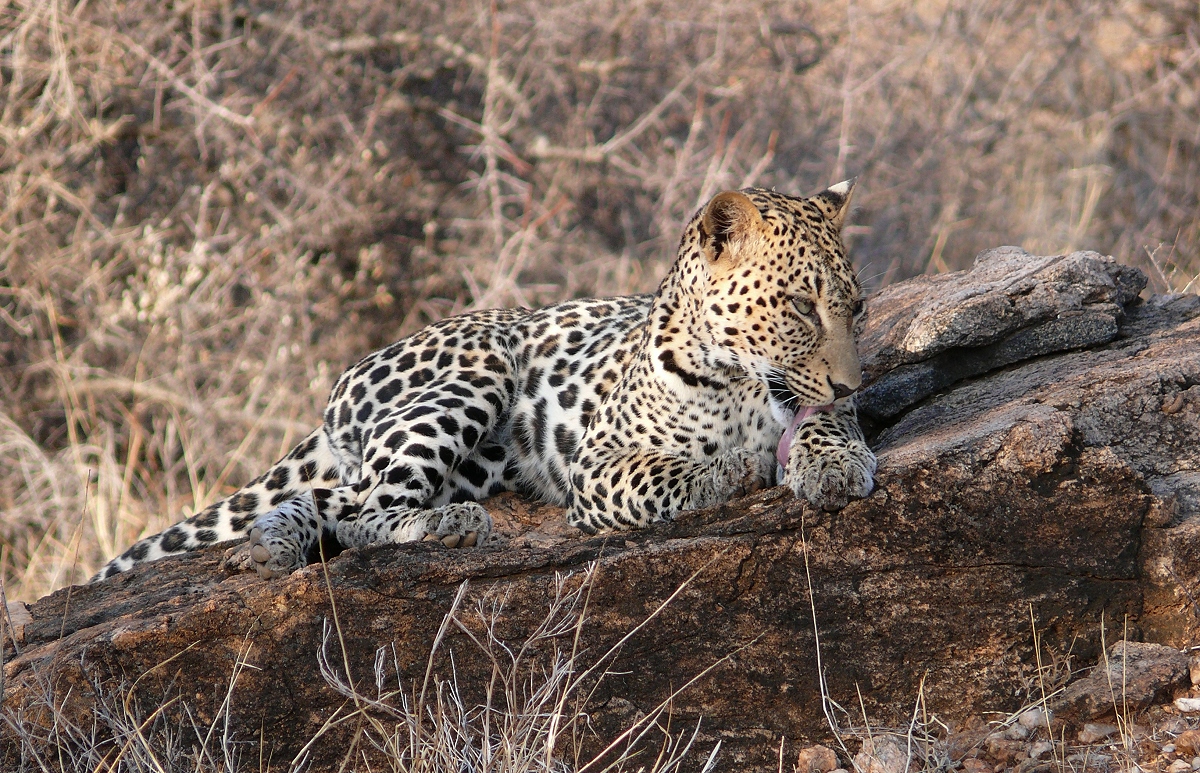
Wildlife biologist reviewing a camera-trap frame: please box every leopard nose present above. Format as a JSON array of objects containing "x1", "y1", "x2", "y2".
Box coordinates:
[{"x1": 831, "y1": 382, "x2": 856, "y2": 400}]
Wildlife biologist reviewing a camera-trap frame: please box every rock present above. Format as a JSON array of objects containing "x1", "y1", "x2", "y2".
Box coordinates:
[
  {"x1": 1078, "y1": 723, "x2": 1120, "y2": 744},
  {"x1": 857, "y1": 248, "x2": 1146, "y2": 422},
  {"x1": 1014, "y1": 760, "x2": 1051, "y2": 773},
  {"x1": 1170, "y1": 760, "x2": 1193, "y2": 773},
  {"x1": 3, "y1": 252, "x2": 1199, "y2": 771},
  {"x1": 796, "y1": 744, "x2": 839, "y2": 773},
  {"x1": 1176, "y1": 698, "x2": 1200, "y2": 713},
  {"x1": 1029, "y1": 741, "x2": 1054, "y2": 759},
  {"x1": 1052, "y1": 642, "x2": 1190, "y2": 721},
  {"x1": 855, "y1": 735, "x2": 910, "y2": 773},
  {"x1": 945, "y1": 719, "x2": 991, "y2": 761},
  {"x1": 1189, "y1": 654, "x2": 1200, "y2": 686},
  {"x1": 985, "y1": 735, "x2": 1028, "y2": 763},
  {"x1": 1068, "y1": 752, "x2": 1113, "y2": 765},
  {"x1": 1018, "y1": 707, "x2": 1049, "y2": 729},
  {"x1": 1004, "y1": 722, "x2": 1031, "y2": 740},
  {"x1": 1160, "y1": 717, "x2": 1189, "y2": 735},
  {"x1": 2, "y1": 602, "x2": 31, "y2": 646},
  {"x1": 961, "y1": 758, "x2": 992, "y2": 773},
  {"x1": 1175, "y1": 729, "x2": 1200, "y2": 757}
]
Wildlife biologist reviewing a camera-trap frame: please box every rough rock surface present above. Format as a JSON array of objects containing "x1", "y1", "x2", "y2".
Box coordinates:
[
  {"x1": 855, "y1": 735, "x2": 912, "y2": 773},
  {"x1": 796, "y1": 743, "x2": 839, "y2": 773},
  {"x1": 1052, "y1": 641, "x2": 1191, "y2": 721},
  {"x1": 3, "y1": 249, "x2": 1200, "y2": 771},
  {"x1": 858, "y1": 247, "x2": 1147, "y2": 422}
]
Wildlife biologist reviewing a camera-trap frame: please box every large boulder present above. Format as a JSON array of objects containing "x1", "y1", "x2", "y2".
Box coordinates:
[{"x1": 3, "y1": 249, "x2": 1199, "y2": 771}]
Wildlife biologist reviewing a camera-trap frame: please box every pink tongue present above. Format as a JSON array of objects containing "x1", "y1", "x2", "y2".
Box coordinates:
[{"x1": 776, "y1": 405, "x2": 833, "y2": 467}]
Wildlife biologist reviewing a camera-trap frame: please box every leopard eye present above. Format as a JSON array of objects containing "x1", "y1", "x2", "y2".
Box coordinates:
[
  {"x1": 791, "y1": 296, "x2": 817, "y2": 320},
  {"x1": 852, "y1": 299, "x2": 865, "y2": 316}
]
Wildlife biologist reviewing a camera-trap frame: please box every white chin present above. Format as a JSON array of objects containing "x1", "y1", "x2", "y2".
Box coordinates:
[{"x1": 766, "y1": 393, "x2": 796, "y2": 430}]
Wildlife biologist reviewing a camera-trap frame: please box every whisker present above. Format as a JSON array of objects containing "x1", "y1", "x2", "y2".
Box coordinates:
[
  {"x1": 855, "y1": 260, "x2": 878, "y2": 281},
  {"x1": 857, "y1": 268, "x2": 889, "y2": 287}
]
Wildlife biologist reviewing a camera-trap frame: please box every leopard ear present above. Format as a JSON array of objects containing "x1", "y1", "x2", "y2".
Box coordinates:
[
  {"x1": 811, "y1": 178, "x2": 857, "y2": 231},
  {"x1": 701, "y1": 190, "x2": 763, "y2": 261}
]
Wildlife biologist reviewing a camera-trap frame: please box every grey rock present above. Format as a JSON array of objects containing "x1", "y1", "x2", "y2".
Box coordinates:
[
  {"x1": 1078, "y1": 722, "x2": 1119, "y2": 743},
  {"x1": 892, "y1": 247, "x2": 1143, "y2": 357},
  {"x1": 855, "y1": 735, "x2": 910, "y2": 773},
  {"x1": 859, "y1": 309, "x2": 1120, "y2": 420},
  {"x1": 858, "y1": 248, "x2": 1147, "y2": 422},
  {"x1": 1030, "y1": 741, "x2": 1054, "y2": 760},
  {"x1": 1018, "y1": 707, "x2": 1049, "y2": 729}
]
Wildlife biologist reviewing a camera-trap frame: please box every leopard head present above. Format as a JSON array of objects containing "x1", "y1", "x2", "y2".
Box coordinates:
[{"x1": 693, "y1": 182, "x2": 866, "y2": 417}]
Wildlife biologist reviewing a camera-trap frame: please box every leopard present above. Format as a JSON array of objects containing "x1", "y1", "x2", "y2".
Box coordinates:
[{"x1": 94, "y1": 180, "x2": 876, "y2": 582}]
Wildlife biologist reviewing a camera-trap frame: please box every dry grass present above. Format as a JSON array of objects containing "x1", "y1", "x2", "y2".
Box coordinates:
[
  {"x1": 1, "y1": 0, "x2": 1198, "y2": 602},
  {"x1": 306, "y1": 565, "x2": 731, "y2": 772},
  {"x1": 1, "y1": 564, "x2": 726, "y2": 772}
]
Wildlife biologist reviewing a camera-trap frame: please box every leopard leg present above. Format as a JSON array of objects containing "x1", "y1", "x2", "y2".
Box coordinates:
[
  {"x1": 332, "y1": 438, "x2": 513, "y2": 552},
  {"x1": 333, "y1": 380, "x2": 511, "y2": 550},
  {"x1": 434, "y1": 441, "x2": 515, "y2": 505},
  {"x1": 336, "y1": 501, "x2": 493, "y2": 550},
  {"x1": 782, "y1": 398, "x2": 876, "y2": 511},
  {"x1": 232, "y1": 487, "x2": 357, "y2": 579},
  {"x1": 237, "y1": 388, "x2": 513, "y2": 574},
  {"x1": 566, "y1": 445, "x2": 775, "y2": 533},
  {"x1": 92, "y1": 428, "x2": 344, "y2": 581}
]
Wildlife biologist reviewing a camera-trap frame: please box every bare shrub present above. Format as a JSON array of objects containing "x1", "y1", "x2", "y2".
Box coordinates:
[{"x1": 1, "y1": 0, "x2": 1196, "y2": 600}]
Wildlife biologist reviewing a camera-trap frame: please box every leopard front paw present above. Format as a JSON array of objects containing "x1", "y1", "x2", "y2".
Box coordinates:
[
  {"x1": 690, "y1": 447, "x2": 775, "y2": 510},
  {"x1": 419, "y1": 502, "x2": 493, "y2": 548},
  {"x1": 246, "y1": 524, "x2": 306, "y2": 579},
  {"x1": 784, "y1": 439, "x2": 876, "y2": 511}
]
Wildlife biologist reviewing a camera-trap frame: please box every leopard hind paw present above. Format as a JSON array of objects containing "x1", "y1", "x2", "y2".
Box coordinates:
[{"x1": 223, "y1": 496, "x2": 320, "y2": 579}]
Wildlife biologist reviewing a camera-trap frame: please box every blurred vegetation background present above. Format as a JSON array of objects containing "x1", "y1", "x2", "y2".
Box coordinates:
[{"x1": 1, "y1": 0, "x2": 1196, "y2": 601}]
